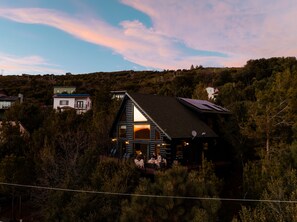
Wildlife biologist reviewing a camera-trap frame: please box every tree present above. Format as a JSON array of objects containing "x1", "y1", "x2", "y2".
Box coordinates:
[
  {"x1": 170, "y1": 75, "x2": 195, "y2": 98},
  {"x1": 121, "y1": 162, "x2": 222, "y2": 222},
  {"x1": 4, "y1": 102, "x2": 45, "y2": 134},
  {"x1": 234, "y1": 166, "x2": 297, "y2": 222},
  {"x1": 216, "y1": 82, "x2": 239, "y2": 108},
  {"x1": 0, "y1": 120, "x2": 27, "y2": 158},
  {"x1": 0, "y1": 155, "x2": 34, "y2": 220},
  {"x1": 214, "y1": 69, "x2": 234, "y2": 86},
  {"x1": 192, "y1": 83, "x2": 208, "y2": 100},
  {"x1": 43, "y1": 158, "x2": 140, "y2": 222},
  {"x1": 239, "y1": 69, "x2": 296, "y2": 158}
]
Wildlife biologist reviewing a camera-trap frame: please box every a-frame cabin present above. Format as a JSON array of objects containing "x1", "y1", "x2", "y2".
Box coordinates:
[{"x1": 110, "y1": 92, "x2": 231, "y2": 167}]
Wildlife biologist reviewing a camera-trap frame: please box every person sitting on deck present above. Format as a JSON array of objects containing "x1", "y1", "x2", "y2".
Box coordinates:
[
  {"x1": 147, "y1": 154, "x2": 158, "y2": 169},
  {"x1": 148, "y1": 154, "x2": 157, "y2": 164},
  {"x1": 134, "y1": 154, "x2": 144, "y2": 168},
  {"x1": 157, "y1": 154, "x2": 167, "y2": 168}
]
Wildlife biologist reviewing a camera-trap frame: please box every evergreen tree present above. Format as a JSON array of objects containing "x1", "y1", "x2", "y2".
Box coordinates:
[{"x1": 121, "y1": 162, "x2": 221, "y2": 222}]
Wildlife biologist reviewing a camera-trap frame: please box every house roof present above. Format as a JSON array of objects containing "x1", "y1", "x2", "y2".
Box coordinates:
[
  {"x1": 0, "y1": 95, "x2": 19, "y2": 101},
  {"x1": 53, "y1": 94, "x2": 90, "y2": 98},
  {"x1": 178, "y1": 97, "x2": 230, "y2": 114},
  {"x1": 54, "y1": 86, "x2": 76, "y2": 89},
  {"x1": 123, "y1": 92, "x2": 221, "y2": 139}
]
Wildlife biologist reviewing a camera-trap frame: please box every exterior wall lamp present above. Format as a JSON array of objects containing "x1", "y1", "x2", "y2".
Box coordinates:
[{"x1": 183, "y1": 142, "x2": 189, "y2": 146}]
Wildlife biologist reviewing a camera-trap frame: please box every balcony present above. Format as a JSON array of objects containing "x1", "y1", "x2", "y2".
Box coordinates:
[
  {"x1": 74, "y1": 104, "x2": 88, "y2": 110},
  {"x1": 0, "y1": 105, "x2": 11, "y2": 110}
]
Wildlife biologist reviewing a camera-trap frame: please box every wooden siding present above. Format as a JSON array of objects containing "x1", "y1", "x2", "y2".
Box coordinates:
[
  {"x1": 126, "y1": 100, "x2": 133, "y2": 154},
  {"x1": 110, "y1": 93, "x2": 228, "y2": 167},
  {"x1": 113, "y1": 98, "x2": 171, "y2": 159},
  {"x1": 111, "y1": 96, "x2": 174, "y2": 163}
]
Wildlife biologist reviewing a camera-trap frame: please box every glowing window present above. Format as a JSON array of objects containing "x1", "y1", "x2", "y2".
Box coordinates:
[
  {"x1": 119, "y1": 125, "x2": 126, "y2": 138},
  {"x1": 134, "y1": 124, "x2": 150, "y2": 139},
  {"x1": 133, "y1": 105, "x2": 147, "y2": 122}
]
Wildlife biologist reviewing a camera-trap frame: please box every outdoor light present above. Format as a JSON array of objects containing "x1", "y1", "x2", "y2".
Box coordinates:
[
  {"x1": 125, "y1": 141, "x2": 129, "y2": 145},
  {"x1": 111, "y1": 138, "x2": 117, "y2": 142},
  {"x1": 203, "y1": 143, "x2": 208, "y2": 150}
]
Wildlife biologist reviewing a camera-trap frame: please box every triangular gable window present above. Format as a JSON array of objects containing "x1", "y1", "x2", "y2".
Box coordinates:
[{"x1": 133, "y1": 105, "x2": 147, "y2": 122}]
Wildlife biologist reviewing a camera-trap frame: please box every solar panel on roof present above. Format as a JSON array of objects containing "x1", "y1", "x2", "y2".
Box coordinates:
[
  {"x1": 179, "y1": 98, "x2": 229, "y2": 113},
  {"x1": 213, "y1": 104, "x2": 229, "y2": 112},
  {"x1": 207, "y1": 102, "x2": 229, "y2": 112},
  {"x1": 197, "y1": 99, "x2": 229, "y2": 112},
  {"x1": 202, "y1": 101, "x2": 226, "y2": 112},
  {"x1": 180, "y1": 98, "x2": 214, "y2": 111},
  {"x1": 203, "y1": 104, "x2": 223, "y2": 111}
]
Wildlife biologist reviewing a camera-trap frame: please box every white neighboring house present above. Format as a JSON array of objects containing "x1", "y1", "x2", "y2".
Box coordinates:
[
  {"x1": 205, "y1": 87, "x2": 219, "y2": 100},
  {"x1": 53, "y1": 94, "x2": 92, "y2": 114},
  {"x1": 0, "y1": 93, "x2": 23, "y2": 110}
]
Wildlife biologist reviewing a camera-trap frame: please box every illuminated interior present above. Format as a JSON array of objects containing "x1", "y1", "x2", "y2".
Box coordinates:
[
  {"x1": 134, "y1": 124, "x2": 150, "y2": 139},
  {"x1": 119, "y1": 125, "x2": 126, "y2": 138}
]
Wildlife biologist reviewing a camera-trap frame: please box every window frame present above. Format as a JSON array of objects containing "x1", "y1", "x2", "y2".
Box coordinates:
[
  {"x1": 59, "y1": 100, "x2": 69, "y2": 105},
  {"x1": 133, "y1": 105, "x2": 147, "y2": 122},
  {"x1": 134, "y1": 124, "x2": 150, "y2": 140},
  {"x1": 119, "y1": 125, "x2": 127, "y2": 138}
]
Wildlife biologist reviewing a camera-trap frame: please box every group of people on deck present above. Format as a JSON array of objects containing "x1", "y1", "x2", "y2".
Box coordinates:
[{"x1": 134, "y1": 153, "x2": 167, "y2": 169}]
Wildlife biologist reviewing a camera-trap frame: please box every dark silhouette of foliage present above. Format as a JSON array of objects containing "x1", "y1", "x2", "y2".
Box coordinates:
[
  {"x1": 121, "y1": 162, "x2": 222, "y2": 222},
  {"x1": 0, "y1": 56, "x2": 297, "y2": 220}
]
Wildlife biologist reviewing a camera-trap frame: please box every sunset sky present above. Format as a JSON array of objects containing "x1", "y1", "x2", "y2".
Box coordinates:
[{"x1": 0, "y1": 0, "x2": 296, "y2": 75}]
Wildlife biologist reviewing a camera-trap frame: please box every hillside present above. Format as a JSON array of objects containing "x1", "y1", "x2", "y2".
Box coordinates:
[
  {"x1": 0, "y1": 57, "x2": 297, "y2": 221},
  {"x1": 0, "y1": 66, "x2": 240, "y2": 105}
]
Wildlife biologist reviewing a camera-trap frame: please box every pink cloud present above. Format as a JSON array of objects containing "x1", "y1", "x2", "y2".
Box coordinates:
[
  {"x1": 0, "y1": 7, "x2": 184, "y2": 69},
  {"x1": 0, "y1": 53, "x2": 64, "y2": 75},
  {"x1": 122, "y1": 0, "x2": 297, "y2": 62},
  {"x1": 0, "y1": 8, "x2": 125, "y2": 49},
  {"x1": 1, "y1": 0, "x2": 297, "y2": 71}
]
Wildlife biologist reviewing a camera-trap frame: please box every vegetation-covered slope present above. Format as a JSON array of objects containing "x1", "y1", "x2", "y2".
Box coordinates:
[{"x1": 0, "y1": 57, "x2": 296, "y2": 221}]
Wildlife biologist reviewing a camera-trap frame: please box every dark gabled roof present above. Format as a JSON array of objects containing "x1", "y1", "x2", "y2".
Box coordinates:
[
  {"x1": 53, "y1": 94, "x2": 90, "y2": 98},
  {"x1": 54, "y1": 86, "x2": 76, "y2": 88},
  {"x1": 0, "y1": 95, "x2": 19, "y2": 101},
  {"x1": 126, "y1": 93, "x2": 218, "y2": 139}
]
